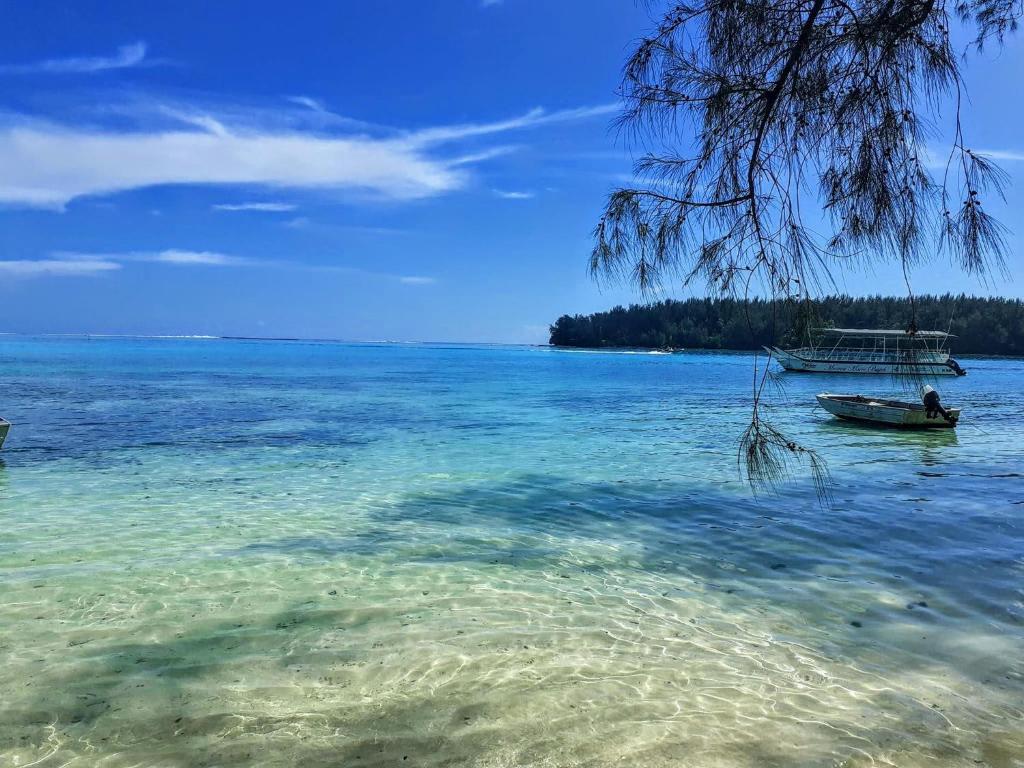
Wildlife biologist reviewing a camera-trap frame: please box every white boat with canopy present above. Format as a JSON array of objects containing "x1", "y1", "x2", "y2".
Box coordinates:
[{"x1": 766, "y1": 328, "x2": 966, "y2": 376}]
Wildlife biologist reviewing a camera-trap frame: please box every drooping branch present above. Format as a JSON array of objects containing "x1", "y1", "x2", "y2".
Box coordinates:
[
  {"x1": 748, "y1": 0, "x2": 829, "y2": 194},
  {"x1": 591, "y1": 0, "x2": 1018, "y2": 493}
]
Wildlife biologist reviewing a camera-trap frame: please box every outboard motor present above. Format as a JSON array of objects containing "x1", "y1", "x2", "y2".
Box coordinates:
[
  {"x1": 947, "y1": 358, "x2": 967, "y2": 376},
  {"x1": 921, "y1": 385, "x2": 952, "y2": 422}
]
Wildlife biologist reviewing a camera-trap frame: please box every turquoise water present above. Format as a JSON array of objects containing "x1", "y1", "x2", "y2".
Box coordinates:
[{"x1": 1, "y1": 337, "x2": 1022, "y2": 767}]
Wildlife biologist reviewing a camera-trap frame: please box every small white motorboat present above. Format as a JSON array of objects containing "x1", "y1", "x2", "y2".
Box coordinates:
[
  {"x1": 0, "y1": 418, "x2": 9, "y2": 448},
  {"x1": 816, "y1": 393, "x2": 960, "y2": 429}
]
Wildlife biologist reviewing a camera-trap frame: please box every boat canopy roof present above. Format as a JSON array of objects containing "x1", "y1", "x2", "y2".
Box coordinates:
[{"x1": 820, "y1": 328, "x2": 954, "y2": 338}]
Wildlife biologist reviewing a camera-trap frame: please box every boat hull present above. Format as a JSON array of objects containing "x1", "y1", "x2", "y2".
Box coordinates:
[
  {"x1": 768, "y1": 346, "x2": 959, "y2": 375},
  {"x1": 0, "y1": 419, "x2": 9, "y2": 449},
  {"x1": 816, "y1": 394, "x2": 960, "y2": 428}
]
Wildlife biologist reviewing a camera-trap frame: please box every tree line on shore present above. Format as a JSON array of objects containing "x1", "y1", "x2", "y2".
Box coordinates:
[{"x1": 548, "y1": 295, "x2": 1024, "y2": 355}]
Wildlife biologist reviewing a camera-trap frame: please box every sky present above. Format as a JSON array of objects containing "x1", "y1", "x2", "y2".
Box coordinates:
[{"x1": 0, "y1": 0, "x2": 1020, "y2": 342}]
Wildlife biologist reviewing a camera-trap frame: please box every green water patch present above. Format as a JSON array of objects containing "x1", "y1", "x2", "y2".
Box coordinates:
[{"x1": 4, "y1": 473, "x2": 1021, "y2": 766}]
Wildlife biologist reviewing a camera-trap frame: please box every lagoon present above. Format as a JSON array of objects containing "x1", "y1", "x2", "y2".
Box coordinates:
[{"x1": 1, "y1": 337, "x2": 1022, "y2": 766}]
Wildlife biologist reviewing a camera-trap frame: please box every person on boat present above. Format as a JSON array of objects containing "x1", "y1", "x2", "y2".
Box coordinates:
[{"x1": 921, "y1": 385, "x2": 952, "y2": 422}]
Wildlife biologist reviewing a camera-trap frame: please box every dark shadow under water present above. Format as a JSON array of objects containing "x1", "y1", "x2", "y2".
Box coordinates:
[{"x1": 6, "y1": 470, "x2": 1024, "y2": 766}]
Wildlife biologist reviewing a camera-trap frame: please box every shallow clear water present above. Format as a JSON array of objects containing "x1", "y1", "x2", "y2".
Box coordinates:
[{"x1": 0, "y1": 337, "x2": 1022, "y2": 767}]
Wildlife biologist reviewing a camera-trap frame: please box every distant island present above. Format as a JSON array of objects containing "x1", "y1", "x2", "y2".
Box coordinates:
[{"x1": 549, "y1": 295, "x2": 1024, "y2": 356}]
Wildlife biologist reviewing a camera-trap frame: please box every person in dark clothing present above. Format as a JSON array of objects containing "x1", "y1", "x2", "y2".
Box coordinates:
[
  {"x1": 921, "y1": 385, "x2": 951, "y2": 422},
  {"x1": 947, "y1": 358, "x2": 967, "y2": 376}
]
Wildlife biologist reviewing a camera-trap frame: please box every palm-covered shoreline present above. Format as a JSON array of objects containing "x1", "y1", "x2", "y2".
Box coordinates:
[{"x1": 549, "y1": 295, "x2": 1024, "y2": 355}]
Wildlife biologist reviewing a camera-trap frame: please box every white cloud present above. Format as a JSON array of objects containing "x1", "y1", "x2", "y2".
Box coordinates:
[
  {"x1": 0, "y1": 125, "x2": 465, "y2": 208},
  {"x1": 0, "y1": 102, "x2": 617, "y2": 208},
  {"x1": 54, "y1": 249, "x2": 254, "y2": 267},
  {"x1": 212, "y1": 201, "x2": 297, "y2": 212},
  {"x1": 306, "y1": 263, "x2": 437, "y2": 285},
  {"x1": 279, "y1": 96, "x2": 388, "y2": 133},
  {"x1": 0, "y1": 258, "x2": 120, "y2": 276},
  {"x1": 492, "y1": 189, "x2": 534, "y2": 199},
  {"x1": 0, "y1": 42, "x2": 151, "y2": 75},
  {"x1": 446, "y1": 146, "x2": 519, "y2": 166},
  {"x1": 155, "y1": 107, "x2": 228, "y2": 136},
  {"x1": 922, "y1": 145, "x2": 1024, "y2": 171},
  {"x1": 28, "y1": 248, "x2": 439, "y2": 285},
  {"x1": 286, "y1": 96, "x2": 327, "y2": 113},
  {"x1": 150, "y1": 250, "x2": 249, "y2": 266},
  {"x1": 975, "y1": 149, "x2": 1024, "y2": 162},
  {"x1": 406, "y1": 104, "x2": 616, "y2": 146}
]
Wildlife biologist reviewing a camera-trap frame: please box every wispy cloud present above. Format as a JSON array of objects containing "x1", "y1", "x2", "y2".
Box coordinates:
[
  {"x1": 921, "y1": 145, "x2": 1024, "y2": 171},
  {"x1": 0, "y1": 125, "x2": 465, "y2": 208},
  {"x1": 312, "y1": 266, "x2": 439, "y2": 286},
  {"x1": 0, "y1": 42, "x2": 152, "y2": 75},
  {"x1": 446, "y1": 146, "x2": 519, "y2": 167},
  {"x1": 40, "y1": 249, "x2": 438, "y2": 285},
  {"x1": 155, "y1": 106, "x2": 228, "y2": 136},
  {"x1": 282, "y1": 95, "x2": 383, "y2": 132},
  {"x1": 212, "y1": 201, "x2": 297, "y2": 212},
  {"x1": 55, "y1": 249, "x2": 255, "y2": 267},
  {"x1": 148, "y1": 250, "x2": 251, "y2": 266},
  {"x1": 492, "y1": 189, "x2": 534, "y2": 200},
  {"x1": 975, "y1": 149, "x2": 1024, "y2": 162},
  {"x1": 0, "y1": 250, "x2": 253, "y2": 278},
  {"x1": 480, "y1": 0, "x2": 504, "y2": 7},
  {"x1": 279, "y1": 219, "x2": 409, "y2": 237},
  {"x1": 0, "y1": 258, "x2": 121, "y2": 276},
  {"x1": 0, "y1": 102, "x2": 616, "y2": 208},
  {"x1": 286, "y1": 95, "x2": 328, "y2": 113},
  {"x1": 406, "y1": 104, "x2": 616, "y2": 146}
]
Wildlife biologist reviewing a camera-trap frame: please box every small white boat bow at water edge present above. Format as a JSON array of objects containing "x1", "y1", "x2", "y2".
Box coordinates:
[
  {"x1": 816, "y1": 393, "x2": 961, "y2": 429},
  {"x1": 0, "y1": 419, "x2": 9, "y2": 449}
]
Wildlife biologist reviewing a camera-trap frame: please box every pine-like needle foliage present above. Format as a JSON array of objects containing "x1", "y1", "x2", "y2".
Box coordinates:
[{"x1": 592, "y1": 0, "x2": 1020, "y2": 493}]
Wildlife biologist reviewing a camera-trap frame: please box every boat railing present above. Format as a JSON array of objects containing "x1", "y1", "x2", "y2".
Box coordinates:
[{"x1": 791, "y1": 347, "x2": 948, "y2": 363}]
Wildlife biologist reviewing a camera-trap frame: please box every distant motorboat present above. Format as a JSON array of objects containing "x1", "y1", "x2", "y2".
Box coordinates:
[
  {"x1": 816, "y1": 393, "x2": 960, "y2": 429},
  {"x1": 767, "y1": 328, "x2": 966, "y2": 375},
  {"x1": 0, "y1": 418, "x2": 9, "y2": 448}
]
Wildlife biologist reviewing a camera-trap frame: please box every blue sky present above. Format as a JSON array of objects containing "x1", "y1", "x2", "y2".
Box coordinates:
[{"x1": 0, "y1": 0, "x2": 1020, "y2": 342}]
